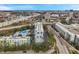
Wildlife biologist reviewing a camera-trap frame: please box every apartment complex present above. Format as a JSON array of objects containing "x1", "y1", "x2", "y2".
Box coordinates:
[
  {"x1": 34, "y1": 22, "x2": 44, "y2": 43},
  {"x1": 0, "y1": 36, "x2": 31, "y2": 47},
  {"x1": 55, "y1": 22, "x2": 79, "y2": 47}
]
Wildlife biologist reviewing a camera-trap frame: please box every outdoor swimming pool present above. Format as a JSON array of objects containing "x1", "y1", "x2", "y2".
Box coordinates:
[
  {"x1": 13, "y1": 29, "x2": 30, "y2": 37},
  {"x1": 19, "y1": 30, "x2": 30, "y2": 37}
]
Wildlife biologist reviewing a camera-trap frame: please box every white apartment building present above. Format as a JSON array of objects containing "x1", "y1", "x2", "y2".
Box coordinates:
[
  {"x1": 34, "y1": 22, "x2": 44, "y2": 43},
  {"x1": 44, "y1": 12, "x2": 50, "y2": 21},
  {"x1": 0, "y1": 36, "x2": 31, "y2": 47},
  {"x1": 55, "y1": 22, "x2": 79, "y2": 47},
  {"x1": 55, "y1": 22, "x2": 75, "y2": 42}
]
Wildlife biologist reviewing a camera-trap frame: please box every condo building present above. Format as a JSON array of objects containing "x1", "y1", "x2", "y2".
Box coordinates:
[
  {"x1": 55, "y1": 22, "x2": 79, "y2": 47},
  {"x1": 0, "y1": 36, "x2": 31, "y2": 47},
  {"x1": 34, "y1": 22, "x2": 44, "y2": 43}
]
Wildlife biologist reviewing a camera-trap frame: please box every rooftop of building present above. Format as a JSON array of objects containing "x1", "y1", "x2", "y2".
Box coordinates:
[
  {"x1": 0, "y1": 36, "x2": 31, "y2": 40},
  {"x1": 62, "y1": 23, "x2": 79, "y2": 35},
  {"x1": 34, "y1": 22, "x2": 44, "y2": 32}
]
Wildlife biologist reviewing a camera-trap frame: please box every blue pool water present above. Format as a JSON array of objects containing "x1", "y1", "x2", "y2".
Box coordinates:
[{"x1": 19, "y1": 30, "x2": 30, "y2": 37}]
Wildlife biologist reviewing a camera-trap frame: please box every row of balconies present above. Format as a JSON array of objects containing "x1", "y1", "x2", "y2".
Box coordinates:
[{"x1": 0, "y1": 36, "x2": 31, "y2": 46}]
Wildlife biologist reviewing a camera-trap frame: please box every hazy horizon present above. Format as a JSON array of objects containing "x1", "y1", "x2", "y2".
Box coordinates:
[{"x1": 0, "y1": 4, "x2": 79, "y2": 10}]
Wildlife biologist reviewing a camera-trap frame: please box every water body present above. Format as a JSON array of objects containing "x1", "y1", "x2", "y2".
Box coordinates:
[{"x1": 19, "y1": 30, "x2": 30, "y2": 37}]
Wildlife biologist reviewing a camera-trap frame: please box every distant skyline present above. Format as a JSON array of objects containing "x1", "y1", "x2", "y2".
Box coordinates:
[{"x1": 0, "y1": 4, "x2": 79, "y2": 10}]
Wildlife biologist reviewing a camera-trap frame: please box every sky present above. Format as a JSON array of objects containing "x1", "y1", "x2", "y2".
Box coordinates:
[{"x1": 0, "y1": 4, "x2": 79, "y2": 10}]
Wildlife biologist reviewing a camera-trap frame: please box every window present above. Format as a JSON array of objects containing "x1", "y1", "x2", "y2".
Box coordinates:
[
  {"x1": 40, "y1": 36, "x2": 42, "y2": 38},
  {"x1": 40, "y1": 36, "x2": 43, "y2": 38},
  {"x1": 41, "y1": 32, "x2": 42, "y2": 34},
  {"x1": 37, "y1": 36, "x2": 39, "y2": 38},
  {"x1": 37, "y1": 32, "x2": 39, "y2": 34}
]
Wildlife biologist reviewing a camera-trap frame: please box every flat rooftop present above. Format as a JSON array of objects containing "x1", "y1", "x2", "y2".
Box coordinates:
[{"x1": 63, "y1": 24, "x2": 79, "y2": 35}]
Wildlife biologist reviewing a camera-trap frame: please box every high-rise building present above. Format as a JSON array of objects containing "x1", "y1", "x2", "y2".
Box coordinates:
[{"x1": 34, "y1": 22, "x2": 44, "y2": 43}]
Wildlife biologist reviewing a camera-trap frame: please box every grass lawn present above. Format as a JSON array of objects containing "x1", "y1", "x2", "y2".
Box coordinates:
[{"x1": 48, "y1": 30, "x2": 56, "y2": 47}]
